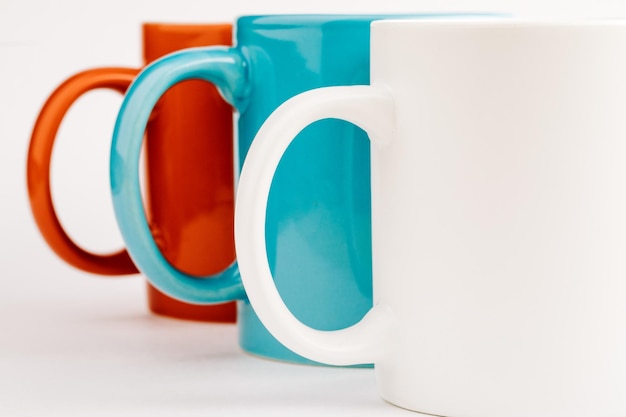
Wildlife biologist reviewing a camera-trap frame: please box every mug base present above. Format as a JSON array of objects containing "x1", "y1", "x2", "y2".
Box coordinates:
[{"x1": 146, "y1": 283, "x2": 237, "y2": 323}]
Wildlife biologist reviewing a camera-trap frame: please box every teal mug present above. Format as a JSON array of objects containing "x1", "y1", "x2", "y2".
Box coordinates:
[{"x1": 110, "y1": 14, "x2": 481, "y2": 364}]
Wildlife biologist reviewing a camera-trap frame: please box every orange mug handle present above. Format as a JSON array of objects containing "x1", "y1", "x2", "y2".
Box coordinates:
[{"x1": 27, "y1": 67, "x2": 140, "y2": 275}]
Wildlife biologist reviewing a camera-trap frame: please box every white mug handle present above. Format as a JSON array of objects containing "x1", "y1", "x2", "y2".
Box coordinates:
[{"x1": 235, "y1": 86, "x2": 397, "y2": 366}]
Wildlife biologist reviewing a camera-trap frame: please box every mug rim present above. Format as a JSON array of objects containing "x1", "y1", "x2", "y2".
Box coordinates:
[
  {"x1": 371, "y1": 17, "x2": 626, "y2": 30},
  {"x1": 235, "y1": 13, "x2": 500, "y2": 28},
  {"x1": 142, "y1": 22, "x2": 231, "y2": 29}
]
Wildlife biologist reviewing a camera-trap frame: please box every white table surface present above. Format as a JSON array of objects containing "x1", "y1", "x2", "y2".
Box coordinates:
[
  {"x1": 0, "y1": 264, "x2": 412, "y2": 417},
  {"x1": 0, "y1": 3, "x2": 413, "y2": 415}
]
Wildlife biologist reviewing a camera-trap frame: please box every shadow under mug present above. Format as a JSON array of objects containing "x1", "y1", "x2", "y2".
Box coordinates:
[
  {"x1": 110, "y1": 14, "x2": 473, "y2": 364},
  {"x1": 235, "y1": 19, "x2": 626, "y2": 416},
  {"x1": 27, "y1": 23, "x2": 236, "y2": 322}
]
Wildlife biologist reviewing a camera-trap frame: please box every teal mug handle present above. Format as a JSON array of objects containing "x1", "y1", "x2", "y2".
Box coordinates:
[{"x1": 110, "y1": 47, "x2": 249, "y2": 304}]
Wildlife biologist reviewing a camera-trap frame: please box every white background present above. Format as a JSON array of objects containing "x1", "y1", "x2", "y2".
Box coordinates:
[{"x1": 0, "y1": 0, "x2": 624, "y2": 415}]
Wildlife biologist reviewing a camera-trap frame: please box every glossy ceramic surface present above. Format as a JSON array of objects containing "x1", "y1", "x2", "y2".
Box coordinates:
[
  {"x1": 111, "y1": 14, "x2": 465, "y2": 364},
  {"x1": 142, "y1": 24, "x2": 236, "y2": 322},
  {"x1": 27, "y1": 23, "x2": 236, "y2": 322},
  {"x1": 235, "y1": 20, "x2": 626, "y2": 416},
  {"x1": 28, "y1": 67, "x2": 139, "y2": 274}
]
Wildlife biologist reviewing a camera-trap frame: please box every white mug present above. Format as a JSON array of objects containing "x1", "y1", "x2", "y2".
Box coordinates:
[{"x1": 234, "y1": 20, "x2": 626, "y2": 417}]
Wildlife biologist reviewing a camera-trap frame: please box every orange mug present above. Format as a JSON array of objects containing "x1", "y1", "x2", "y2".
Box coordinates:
[{"x1": 27, "y1": 23, "x2": 236, "y2": 322}]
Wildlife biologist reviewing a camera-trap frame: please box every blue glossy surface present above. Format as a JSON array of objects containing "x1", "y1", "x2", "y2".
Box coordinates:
[
  {"x1": 111, "y1": 14, "x2": 478, "y2": 364},
  {"x1": 111, "y1": 48, "x2": 247, "y2": 303}
]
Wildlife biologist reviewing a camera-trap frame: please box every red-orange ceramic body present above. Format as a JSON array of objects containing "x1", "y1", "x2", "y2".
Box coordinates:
[{"x1": 27, "y1": 23, "x2": 236, "y2": 322}]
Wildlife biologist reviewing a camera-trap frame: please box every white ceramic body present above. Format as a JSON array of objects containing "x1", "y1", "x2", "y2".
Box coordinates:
[{"x1": 235, "y1": 20, "x2": 626, "y2": 417}]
